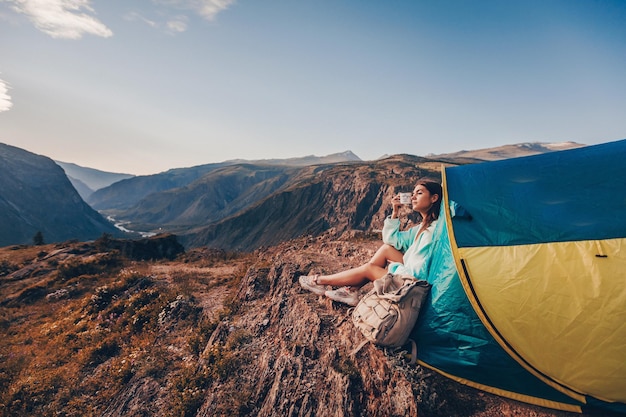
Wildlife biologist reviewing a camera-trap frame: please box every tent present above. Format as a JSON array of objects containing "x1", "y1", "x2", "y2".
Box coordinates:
[{"x1": 412, "y1": 139, "x2": 626, "y2": 413}]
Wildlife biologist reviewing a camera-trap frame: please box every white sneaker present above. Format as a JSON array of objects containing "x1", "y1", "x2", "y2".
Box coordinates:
[
  {"x1": 325, "y1": 287, "x2": 360, "y2": 306},
  {"x1": 299, "y1": 275, "x2": 327, "y2": 295}
]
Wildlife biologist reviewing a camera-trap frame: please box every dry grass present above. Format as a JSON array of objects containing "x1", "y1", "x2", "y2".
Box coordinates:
[{"x1": 0, "y1": 242, "x2": 254, "y2": 417}]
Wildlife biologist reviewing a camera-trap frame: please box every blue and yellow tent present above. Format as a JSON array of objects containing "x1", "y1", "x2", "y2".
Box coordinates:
[{"x1": 413, "y1": 139, "x2": 626, "y2": 413}]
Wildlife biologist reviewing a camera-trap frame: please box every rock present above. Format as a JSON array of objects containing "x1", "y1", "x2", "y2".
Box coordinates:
[
  {"x1": 195, "y1": 237, "x2": 419, "y2": 416},
  {"x1": 192, "y1": 235, "x2": 580, "y2": 417},
  {"x1": 46, "y1": 288, "x2": 69, "y2": 301},
  {"x1": 101, "y1": 377, "x2": 162, "y2": 417}
]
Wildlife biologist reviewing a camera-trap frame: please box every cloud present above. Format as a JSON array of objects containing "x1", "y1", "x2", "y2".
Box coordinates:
[
  {"x1": 8, "y1": 0, "x2": 113, "y2": 39},
  {"x1": 166, "y1": 16, "x2": 188, "y2": 33},
  {"x1": 124, "y1": 11, "x2": 158, "y2": 28},
  {"x1": 154, "y1": 0, "x2": 236, "y2": 21},
  {"x1": 192, "y1": 0, "x2": 236, "y2": 21},
  {"x1": 124, "y1": 10, "x2": 187, "y2": 34},
  {"x1": 0, "y1": 76, "x2": 13, "y2": 113},
  {"x1": 125, "y1": 1, "x2": 233, "y2": 34}
]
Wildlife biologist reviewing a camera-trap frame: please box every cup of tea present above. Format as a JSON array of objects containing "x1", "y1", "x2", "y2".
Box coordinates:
[{"x1": 399, "y1": 192, "x2": 412, "y2": 205}]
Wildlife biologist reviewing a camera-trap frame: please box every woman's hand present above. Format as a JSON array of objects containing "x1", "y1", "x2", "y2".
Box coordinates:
[{"x1": 391, "y1": 194, "x2": 403, "y2": 219}]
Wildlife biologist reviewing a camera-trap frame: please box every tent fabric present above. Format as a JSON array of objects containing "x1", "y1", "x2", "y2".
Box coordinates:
[
  {"x1": 446, "y1": 139, "x2": 626, "y2": 247},
  {"x1": 458, "y1": 239, "x2": 626, "y2": 403},
  {"x1": 412, "y1": 210, "x2": 585, "y2": 412},
  {"x1": 412, "y1": 139, "x2": 626, "y2": 414}
]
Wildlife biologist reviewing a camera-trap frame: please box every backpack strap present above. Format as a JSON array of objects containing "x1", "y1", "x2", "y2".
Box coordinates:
[
  {"x1": 335, "y1": 307, "x2": 355, "y2": 328},
  {"x1": 405, "y1": 338, "x2": 418, "y2": 365},
  {"x1": 351, "y1": 338, "x2": 418, "y2": 365},
  {"x1": 350, "y1": 339, "x2": 370, "y2": 358}
]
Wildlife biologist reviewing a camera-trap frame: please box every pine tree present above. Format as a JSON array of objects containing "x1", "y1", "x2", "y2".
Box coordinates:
[{"x1": 33, "y1": 231, "x2": 44, "y2": 246}]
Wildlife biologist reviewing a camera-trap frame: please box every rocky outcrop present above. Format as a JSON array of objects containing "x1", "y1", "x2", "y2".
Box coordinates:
[
  {"x1": 98, "y1": 233, "x2": 185, "y2": 261},
  {"x1": 192, "y1": 235, "x2": 419, "y2": 416},
  {"x1": 188, "y1": 234, "x2": 581, "y2": 417}
]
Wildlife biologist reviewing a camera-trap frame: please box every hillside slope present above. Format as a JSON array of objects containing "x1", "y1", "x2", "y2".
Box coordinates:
[
  {"x1": 55, "y1": 161, "x2": 134, "y2": 200},
  {"x1": 0, "y1": 143, "x2": 123, "y2": 246},
  {"x1": 92, "y1": 142, "x2": 584, "y2": 251},
  {"x1": 180, "y1": 155, "x2": 447, "y2": 251},
  {"x1": 87, "y1": 152, "x2": 361, "y2": 212},
  {"x1": 0, "y1": 235, "x2": 590, "y2": 417},
  {"x1": 87, "y1": 162, "x2": 234, "y2": 211},
  {"x1": 118, "y1": 164, "x2": 299, "y2": 230}
]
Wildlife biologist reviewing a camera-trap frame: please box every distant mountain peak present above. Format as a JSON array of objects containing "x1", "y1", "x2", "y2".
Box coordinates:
[
  {"x1": 429, "y1": 141, "x2": 585, "y2": 161},
  {"x1": 542, "y1": 141, "x2": 584, "y2": 150},
  {"x1": 55, "y1": 160, "x2": 135, "y2": 199},
  {"x1": 335, "y1": 150, "x2": 361, "y2": 159},
  {"x1": 225, "y1": 151, "x2": 361, "y2": 167}
]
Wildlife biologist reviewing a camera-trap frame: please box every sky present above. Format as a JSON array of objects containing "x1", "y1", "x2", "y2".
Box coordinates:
[{"x1": 1, "y1": 0, "x2": 625, "y2": 175}]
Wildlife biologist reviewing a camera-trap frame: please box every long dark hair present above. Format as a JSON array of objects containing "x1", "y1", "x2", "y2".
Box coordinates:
[{"x1": 417, "y1": 179, "x2": 442, "y2": 227}]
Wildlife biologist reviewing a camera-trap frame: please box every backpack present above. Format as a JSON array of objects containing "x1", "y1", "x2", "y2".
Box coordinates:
[{"x1": 351, "y1": 273, "x2": 431, "y2": 362}]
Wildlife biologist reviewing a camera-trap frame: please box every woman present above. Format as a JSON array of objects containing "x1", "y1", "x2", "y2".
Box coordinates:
[{"x1": 299, "y1": 179, "x2": 442, "y2": 306}]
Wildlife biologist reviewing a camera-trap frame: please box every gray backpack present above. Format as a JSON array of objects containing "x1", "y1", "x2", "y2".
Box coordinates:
[{"x1": 351, "y1": 273, "x2": 431, "y2": 361}]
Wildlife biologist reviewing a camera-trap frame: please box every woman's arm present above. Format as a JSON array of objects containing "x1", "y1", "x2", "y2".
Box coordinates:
[
  {"x1": 383, "y1": 193, "x2": 416, "y2": 252},
  {"x1": 382, "y1": 217, "x2": 416, "y2": 252}
]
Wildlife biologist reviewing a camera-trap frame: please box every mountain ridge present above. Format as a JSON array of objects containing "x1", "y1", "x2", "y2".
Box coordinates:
[
  {"x1": 86, "y1": 151, "x2": 362, "y2": 212},
  {"x1": 0, "y1": 141, "x2": 585, "y2": 249},
  {"x1": 84, "y1": 141, "x2": 586, "y2": 251},
  {"x1": 180, "y1": 155, "x2": 447, "y2": 251},
  {"x1": 0, "y1": 143, "x2": 123, "y2": 246},
  {"x1": 429, "y1": 141, "x2": 585, "y2": 161},
  {"x1": 122, "y1": 164, "x2": 299, "y2": 228},
  {"x1": 55, "y1": 160, "x2": 135, "y2": 200}
]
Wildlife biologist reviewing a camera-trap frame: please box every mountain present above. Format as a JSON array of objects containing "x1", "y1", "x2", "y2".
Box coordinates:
[
  {"x1": 86, "y1": 151, "x2": 362, "y2": 212},
  {"x1": 118, "y1": 164, "x2": 298, "y2": 230},
  {"x1": 430, "y1": 141, "x2": 585, "y2": 161},
  {"x1": 0, "y1": 143, "x2": 124, "y2": 246},
  {"x1": 87, "y1": 162, "x2": 241, "y2": 211},
  {"x1": 2, "y1": 141, "x2": 583, "y2": 250},
  {"x1": 227, "y1": 150, "x2": 362, "y2": 166},
  {"x1": 65, "y1": 176, "x2": 95, "y2": 201},
  {"x1": 55, "y1": 161, "x2": 134, "y2": 200},
  {"x1": 180, "y1": 155, "x2": 448, "y2": 251},
  {"x1": 99, "y1": 141, "x2": 587, "y2": 251}
]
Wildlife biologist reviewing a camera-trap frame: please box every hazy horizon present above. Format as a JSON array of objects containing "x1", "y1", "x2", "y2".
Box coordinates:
[{"x1": 12, "y1": 139, "x2": 594, "y2": 177}]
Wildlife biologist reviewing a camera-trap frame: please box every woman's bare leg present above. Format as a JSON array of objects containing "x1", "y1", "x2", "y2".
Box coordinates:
[
  {"x1": 316, "y1": 244, "x2": 404, "y2": 287},
  {"x1": 369, "y1": 243, "x2": 404, "y2": 268}
]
